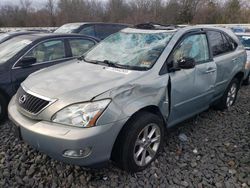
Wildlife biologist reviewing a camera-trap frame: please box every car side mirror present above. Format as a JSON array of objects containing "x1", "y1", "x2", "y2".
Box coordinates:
[
  {"x1": 177, "y1": 57, "x2": 196, "y2": 69},
  {"x1": 18, "y1": 56, "x2": 37, "y2": 68}
]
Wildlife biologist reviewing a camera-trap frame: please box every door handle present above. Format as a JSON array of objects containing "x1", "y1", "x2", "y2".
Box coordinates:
[{"x1": 205, "y1": 68, "x2": 216, "y2": 74}]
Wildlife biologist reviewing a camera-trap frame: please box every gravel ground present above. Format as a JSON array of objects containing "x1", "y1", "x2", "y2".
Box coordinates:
[{"x1": 0, "y1": 86, "x2": 249, "y2": 188}]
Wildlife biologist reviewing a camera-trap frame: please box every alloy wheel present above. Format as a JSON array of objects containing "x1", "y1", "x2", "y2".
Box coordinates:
[
  {"x1": 133, "y1": 123, "x2": 161, "y2": 167},
  {"x1": 226, "y1": 83, "x2": 237, "y2": 107}
]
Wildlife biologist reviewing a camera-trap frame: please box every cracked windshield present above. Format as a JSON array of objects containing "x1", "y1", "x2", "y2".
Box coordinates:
[{"x1": 85, "y1": 29, "x2": 174, "y2": 70}]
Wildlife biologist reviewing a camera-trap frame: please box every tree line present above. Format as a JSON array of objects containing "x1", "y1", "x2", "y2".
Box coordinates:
[{"x1": 0, "y1": 0, "x2": 249, "y2": 27}]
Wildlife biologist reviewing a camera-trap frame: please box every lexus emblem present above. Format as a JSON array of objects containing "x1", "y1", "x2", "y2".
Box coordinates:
[{"x1": 19, "y1": 95, "x2": 27, "y2": 104}]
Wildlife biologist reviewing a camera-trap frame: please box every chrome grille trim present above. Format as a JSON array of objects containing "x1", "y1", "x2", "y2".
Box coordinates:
[{"x1": 16, "y1": 85, "x2": 57, "y2": 115}]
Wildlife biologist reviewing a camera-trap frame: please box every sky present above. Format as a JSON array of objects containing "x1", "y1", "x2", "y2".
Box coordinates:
[{"x1": 1, "y1": 0, "x2": 46, "y2": 7}]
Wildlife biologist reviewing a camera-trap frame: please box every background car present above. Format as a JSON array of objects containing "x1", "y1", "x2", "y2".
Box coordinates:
[
  {"x1": 54, "y1": 22, "x2": 130, "y2": 40},
  {"x1": 231, "y1": 26, "x2": 246, "y2": 33},
  {"x1": 0, "y1": 31, "x2": 39, "y2": 44},
  {"x1": 236, "y1": 32, "x2": 250, "y2": 85},
  {"x1": 0, "y1": 33, "x2": 99, "y2": 121}
]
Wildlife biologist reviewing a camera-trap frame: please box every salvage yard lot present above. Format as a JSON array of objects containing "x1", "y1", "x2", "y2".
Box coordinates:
[{"x1": 0, "y1": 86, "x2": 250, "y2": 187}]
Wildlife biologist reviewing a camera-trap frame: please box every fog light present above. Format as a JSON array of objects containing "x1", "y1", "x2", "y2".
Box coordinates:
[{"x1": 63, "y1": 147, "x2": 92, "y2": 158}]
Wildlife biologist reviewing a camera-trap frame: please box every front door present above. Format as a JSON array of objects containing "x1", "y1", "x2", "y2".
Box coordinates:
[
  {"x1": 11, "y1": 39, "x2": 70, "y2": 91},
  {"x1": 167, "y1": 32, "x2": 217, "y2": 126}
]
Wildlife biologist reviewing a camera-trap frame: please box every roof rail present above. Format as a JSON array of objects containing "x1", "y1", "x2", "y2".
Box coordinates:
[{"x1": 134, "y1": 22, "x2": 180, "y2": 30}]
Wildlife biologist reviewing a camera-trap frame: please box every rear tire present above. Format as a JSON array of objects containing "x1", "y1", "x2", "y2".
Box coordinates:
[
  {"x1": 0, "y1": 93, "x2": 7, "y2": 122},
  {"x1": 214, "y1": 78, "x2": 240, "y2": 110},
  {"x1": 112, "y1": 112, "x2": 164, "y2": 172}
]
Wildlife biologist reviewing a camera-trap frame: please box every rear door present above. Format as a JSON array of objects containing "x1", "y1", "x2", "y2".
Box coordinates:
[
  {"x1": 167, "y1": 32, "x2": 217, "y2": 126},
  {"x1": 11, "y1": 38, "x2": 72, "y2": 91},
  {"x1": 207, "y1": 30, "x2": 238, "y2": 98}
]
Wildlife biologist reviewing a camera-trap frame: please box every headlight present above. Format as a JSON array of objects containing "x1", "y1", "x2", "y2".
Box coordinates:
[{"x1": 52, "y1": 99, "x2": 111, "y2": 128}]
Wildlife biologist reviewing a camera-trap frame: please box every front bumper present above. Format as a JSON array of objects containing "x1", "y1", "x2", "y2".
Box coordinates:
[{"x1": 8, "y1": 96, "x2": 128, "y2": 166}]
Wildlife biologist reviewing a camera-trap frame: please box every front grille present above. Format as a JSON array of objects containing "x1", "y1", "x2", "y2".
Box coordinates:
[{"x1": 16, "y1": 87, "x2": 50, "y2": 114}]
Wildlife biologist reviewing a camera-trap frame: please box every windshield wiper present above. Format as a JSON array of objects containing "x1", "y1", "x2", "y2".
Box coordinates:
[
  {"x1": 101, "y1": 60, "x2": 124, "y2": 68},
  {"x1": 78, "y1": 56, "x2": 100, "y2": 65},
  {"x1": 80, "y1": 58, "x2": 149, "y2": 71},
  {"x1": 101, "y1": 60, "x2": 147, "y2": 71}
]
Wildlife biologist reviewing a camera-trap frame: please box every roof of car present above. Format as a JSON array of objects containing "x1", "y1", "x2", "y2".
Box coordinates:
[
  {"x1": 131, "y1": 23, "x2": 234, "y2": 34},
  {"x1": 122, "y1": 28, "x2": 177, "y2": 34},
  {"x1": 61, "y1": 22, "x2": 130, "y2": 26},
  {"x1": 133, "y1": 23, "x2": 235, "y2": 31},
  {"x1": 13, "y1": 33, "x2": 100, "y2": 42},
  {"x1": 6, "y1": 31, "x2": 38, "y2": 35}
]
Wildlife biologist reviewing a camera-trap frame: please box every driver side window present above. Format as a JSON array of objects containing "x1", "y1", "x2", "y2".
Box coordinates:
[
  {"x1": 173, "y1": 34, "x2": 210, "y2": 64},
  {"x1": 24, "y1": 40, "x2": 66, "y2": 64}
]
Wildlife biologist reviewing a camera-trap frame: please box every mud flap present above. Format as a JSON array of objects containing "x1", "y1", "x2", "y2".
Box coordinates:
[{"x1": 14, "y1": 126, "x2": 22, "y2": 140}]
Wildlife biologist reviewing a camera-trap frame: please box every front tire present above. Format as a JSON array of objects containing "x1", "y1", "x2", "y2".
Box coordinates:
[
  {"x1": 214, "y1": 78, "x2": 240, "y2": 110},
  {"x1": 0, "y1": 93, "x2": 7, "y2": 122},
  {"x1": 112, "y1": 112, "x2": 164, "y2": 172}
]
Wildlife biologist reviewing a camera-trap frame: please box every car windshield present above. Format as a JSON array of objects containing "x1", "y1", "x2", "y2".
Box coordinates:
[
  {"x1": 54, "y1": 23, "x2": 82, "y2": 33},
  {"x1": 0, "y1": 38, "x2": 32, "y2": 64},
  {"x1": 84, "y1": 29, "x2": 174, "y2": 70},
  {"x1": 238, "y1": 35, "x2": 250, "y2": 50}
]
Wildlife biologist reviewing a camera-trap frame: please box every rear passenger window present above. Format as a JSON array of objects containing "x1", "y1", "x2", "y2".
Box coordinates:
[
  {"x1": 207, "y1": 31, "x2": 226, "y2": 56},
  {"x1": 69, "y1": 39, "x2": 95, "y2": 57},
  {"x1": 207, "y1": 31, "x2": 237, "y2": 57}
]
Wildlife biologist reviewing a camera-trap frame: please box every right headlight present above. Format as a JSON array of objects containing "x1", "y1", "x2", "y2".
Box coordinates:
[{"x1": 52, "y1": 99, "x2": 111, "y2": 128}]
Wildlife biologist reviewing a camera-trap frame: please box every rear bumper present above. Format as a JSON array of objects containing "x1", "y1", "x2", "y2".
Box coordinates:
[{"x1": 8, "y1": 96, "x2": 128, "y2": 166}]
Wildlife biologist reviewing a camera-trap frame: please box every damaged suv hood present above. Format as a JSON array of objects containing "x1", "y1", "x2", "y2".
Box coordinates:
[{"x1": 22, "y1": 61, "x2": 145, "y2": 102}]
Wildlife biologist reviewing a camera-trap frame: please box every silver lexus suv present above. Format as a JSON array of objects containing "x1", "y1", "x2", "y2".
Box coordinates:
[{"x1": 9, "y1": 24, "x2": 247, "y2": 172}]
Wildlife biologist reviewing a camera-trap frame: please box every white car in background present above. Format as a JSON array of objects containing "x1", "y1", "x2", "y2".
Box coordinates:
[{"x1": 236, "y1": 33, "x2": 250, "y2": 85}]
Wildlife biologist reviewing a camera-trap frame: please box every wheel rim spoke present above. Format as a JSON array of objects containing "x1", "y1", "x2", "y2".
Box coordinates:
[
  {"x1": 136, "y1": 147, "x2": 144, "y2": 158},
  {"x1": 227, "y1": 83, "x2": 237, "y2": 107},
  {"x1": 148, "y1": 127, "x2": 156, "y2": 139},
  {"x1": 135, "y1": 139, "x2": 144, "y2": 146},
  {"x1": 146, "y1": 147, "x2": 156, "y2": 158},
  {"x1": 143, "y1": 127, "x2": 148, "y2": 140},
  {"x1": 150, "y1": 135, "x2": 160, "y2": 143},
  {"x1": 141, "y1": 149, "x2": 147, "y2": 166}
]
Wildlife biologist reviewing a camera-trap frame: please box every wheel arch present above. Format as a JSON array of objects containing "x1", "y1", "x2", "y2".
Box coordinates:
[
  {"x1": 234, "y1": 71, "x2": 245, "y2": 85},
  {"x1": 111, "y1": 105, "x2": 166, "y2": 160}
]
